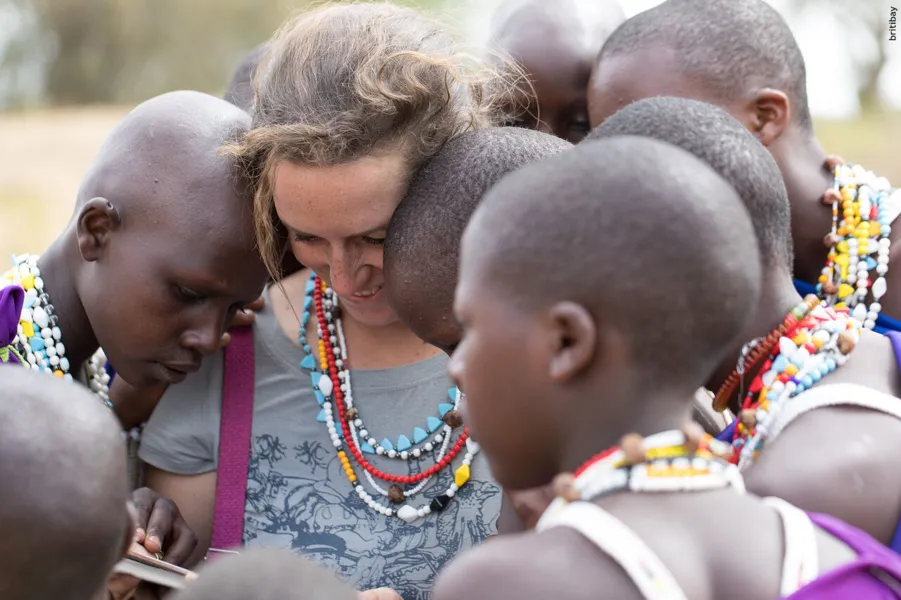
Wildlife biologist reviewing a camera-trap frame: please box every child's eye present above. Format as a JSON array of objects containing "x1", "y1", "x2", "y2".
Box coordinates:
[
  {"x1": 174, "y1": 285, "x2": 205, "y2": 303},
  {"x1": 363, "y1": 236, "x2": 385, "y2": 246}
]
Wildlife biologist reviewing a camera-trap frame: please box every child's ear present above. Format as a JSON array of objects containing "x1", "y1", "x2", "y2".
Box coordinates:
[
  {"x1": 547, "y1": 302, "x2": 596, "y2": 381},
  {"x1": 76, "y1": 198, "x2": 122, "y2": 262},
  {"x1": 747, "y1": 89, "x2": 790, "y2": 147}
]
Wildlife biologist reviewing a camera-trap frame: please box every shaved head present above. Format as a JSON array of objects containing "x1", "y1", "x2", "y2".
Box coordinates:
[
  {"x1": 491, "y1": 0, "x2": 625, "y2": 143},
  {"x1": 174, "y1": 549, "x2": 357, "y2": 600},
  {"x1": 0, "y1": 367, "x2": 128, "y2": 600},
  {"x1": 223, "y1": 43, "x2": 268, "y2": 112},
  {"x1": 67, "y1": 91, "x2": 268, "y2": 388}
]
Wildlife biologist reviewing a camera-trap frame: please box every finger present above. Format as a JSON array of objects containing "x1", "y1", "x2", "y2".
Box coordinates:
[
  {"x1": 245, "y1": 296, "x2": 265, "y2": 311},
  {"x1": 229, "y1": 308, "x2": 256, "y2": 328},
  {"x1": 143, "y1": 498, "x2": 177, "y2": 554},
  {"x1": 163, "y1": 520, "x2": 199, "y2": 566},
  {"x1": 219, "y1": 331, "x2": 232, "y2": 348},
  {"x1": 130, "y1": 489, "x2": 156, "y2": 542}
]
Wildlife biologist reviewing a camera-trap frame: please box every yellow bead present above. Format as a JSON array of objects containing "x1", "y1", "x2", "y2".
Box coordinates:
[
  {"x1": 792, "y1": 332, "x2": 809, "y2": 345},
  {"x1": 835, "y1": 254, "x2": 849, "y2": 267},
  {"x1": 53, "y1": 370, "x2": 64, "y2": 377},
  {"x1": 20, "y1": 274, "x2": 34, "y2": 290},
  {"x1": 838, "y1": 283, "x2": 855, "y2": 299},
  {"x1": 836, "y1": 241, "x2": 849, "y2": 254},
  {"x1": 872, "y1": 223, "x2": 881, "y2": 236},
  {"x1": 454, "y1": 464, "x2": 471, "y2": 487},
  {"x1": 834, "y1": 302, "x2": 846, "y2": 309},
  {"x1": 784, "y1": 364, "x2": 799, "y2": 376},
  {"x1": 21, "y1": 321, "x2": 34, "y2": 338},
  {"x1": 818, "y1": 274, "x2": 828, "y2": 284}
]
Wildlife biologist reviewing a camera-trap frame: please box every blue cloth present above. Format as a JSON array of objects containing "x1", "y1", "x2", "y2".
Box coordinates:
[
  {"x1": 793, "y1": 279, "x2": 901, "y2": 334},
  {"x1": 716, "y1": 420, "x2": 736, "y2": 443}
]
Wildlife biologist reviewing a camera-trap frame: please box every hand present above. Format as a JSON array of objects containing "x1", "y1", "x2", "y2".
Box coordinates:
[
  {"x1": 107, "y1": 542, "x2": 155, "y2": 600},
  {"x1": 219, "y1": 296, "x2": 265, "y2": 348},
  {"x1": 359, "y1": 589, "x2": 403, "y2": 600},
  {"x1": 131, "y1": 487, "x2": 198, "y2": 566}
]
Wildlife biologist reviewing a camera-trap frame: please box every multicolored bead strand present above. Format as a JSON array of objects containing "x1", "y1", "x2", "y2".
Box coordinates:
[
  {"x1": 713, "y1": 295, "x2": 820, "y2": 412},
  {"x1": 729, "y1": 302, "x2": 862, "y2": 469},
  {"x1": 2, "y1": 254, "x2": 112, "y2": 408},
  {"x1": 546, "y1": 424, "x2": 742, "y2": 509},
  {"x1": 301, "y1": 273, "x2": 478, "y2": 522},
  {"x1": 819, "y1": 162, "x2": 892, "y2": 329}
]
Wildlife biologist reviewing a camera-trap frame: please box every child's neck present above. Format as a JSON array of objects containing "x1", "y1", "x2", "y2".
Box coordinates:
[
  {"x1": 707, "y1": 276, "x2": 801, "y2": 398},
  {"x1": 560, "y1": 383, "x2": 695, "y2": 475},
  {"x1": 771, "y1": 131, "x2": 834, "y2": 284},
  {"x1": 38, "y1": 234, "x2": 98, "y2": 371}
]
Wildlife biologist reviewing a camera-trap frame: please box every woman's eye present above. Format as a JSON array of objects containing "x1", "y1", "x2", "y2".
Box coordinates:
[
  {"x1": 174, "y1": 285, "x2": 205, "y2": 303},
  {"x1": 363, "y1": 237, "x2": 385, "y2": 246},
  {"x1": 293, "y1": 233, "x2": 319, "y2": 243}
]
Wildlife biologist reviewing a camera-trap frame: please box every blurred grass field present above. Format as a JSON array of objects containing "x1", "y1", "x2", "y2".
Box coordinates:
[{"x1": 1, "y1": 106, "x2": 899, "y2": 260}]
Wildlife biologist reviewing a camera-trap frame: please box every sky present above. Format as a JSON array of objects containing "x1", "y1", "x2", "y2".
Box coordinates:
[{"x1": 452, "y1": 0, "x2": 900, "y2": 119}]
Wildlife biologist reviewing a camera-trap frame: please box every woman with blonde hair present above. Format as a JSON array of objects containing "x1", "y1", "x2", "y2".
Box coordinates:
[{"x1": 135, "y1": 3, "x2": 520, "y2": 599}]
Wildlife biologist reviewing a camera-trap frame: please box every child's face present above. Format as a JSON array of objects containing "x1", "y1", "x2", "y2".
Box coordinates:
[
  {"x1": 81, "y1": 179, "x2": 269, "y2": 389},
  {"x1": 503, "y1": 36, "x2": 593, "y2": 144},
  {"x1": 448, "y1": 225, "x2": 564, "y2": 491}
]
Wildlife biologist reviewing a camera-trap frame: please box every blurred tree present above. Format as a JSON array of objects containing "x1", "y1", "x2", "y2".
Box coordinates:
[
  {"x1": 784, "y1": 0, "x2": 888, "y2": 113},
  {"x1": 0, "y1": 0, "x2": 446, "y2": 106}
]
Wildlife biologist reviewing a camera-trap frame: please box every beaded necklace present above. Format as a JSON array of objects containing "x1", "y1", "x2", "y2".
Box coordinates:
[
  {"x1": 817, "y1": 162, "x2": 892, "y2": 328},
  {"x1": 715, "y1": 296, "x2": 862, "y2": 469},
  {"x1": 300, "y1": 273, "x2": 478, "y2": 523},
  {"x1": 544, "y1": 423, "x2": 742, "y2": 513},
  {"x1": 2, "y1": 254, "x2": 112, "y2": 408}
]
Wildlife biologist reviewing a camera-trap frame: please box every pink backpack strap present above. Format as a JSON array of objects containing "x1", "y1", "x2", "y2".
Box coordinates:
[{"x1": 209, "y1": 327, "x2": 255, "y2": 555}]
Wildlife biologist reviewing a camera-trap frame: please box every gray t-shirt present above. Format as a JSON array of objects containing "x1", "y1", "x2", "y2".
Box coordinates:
[{"x1": 139, "y1": 291, "x2": 501, "y2": 600}]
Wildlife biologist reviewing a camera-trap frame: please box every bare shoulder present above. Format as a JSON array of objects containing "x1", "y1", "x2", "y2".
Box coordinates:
[{"x1": 433, "y1": 528, "x2": 645, "y2": 600}]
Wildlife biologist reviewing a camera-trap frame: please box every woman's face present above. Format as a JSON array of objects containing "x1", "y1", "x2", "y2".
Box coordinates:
[{"x1": 272, "y1": 153, "x2": 411, "y2": 327}]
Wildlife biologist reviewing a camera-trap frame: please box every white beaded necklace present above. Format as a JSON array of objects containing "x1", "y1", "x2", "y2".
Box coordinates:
[{"x1": 4, "y1": 254, "x2": 112, "y2": 407}]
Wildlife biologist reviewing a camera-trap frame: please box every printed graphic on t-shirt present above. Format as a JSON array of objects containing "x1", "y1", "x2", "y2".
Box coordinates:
[{"x1": 244, "y1": 434, "x2": 501, "y2": 600}]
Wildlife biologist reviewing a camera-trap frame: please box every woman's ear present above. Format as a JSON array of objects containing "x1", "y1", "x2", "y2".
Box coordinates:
[{"x1": 747, "y1": 89, "x2": 790, "y2": 147}]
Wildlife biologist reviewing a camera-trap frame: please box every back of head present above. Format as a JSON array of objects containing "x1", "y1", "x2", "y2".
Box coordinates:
[
  {"x1": 492, "y1": 0, "x2": 625, "y2": 50},
  {"x1": 465, "y1": 136, "x2": 761, "y2": 389},
  {"x1": 173, "y1": 549, "x2": 357, "y2": 600},
  {"x1": 235, "y1": 2, "x2": 522, "y2": 275},
  {"x1": 0, "y1": 368, "x2": 127, "y2": 600},
  {"x1": 587, "y1": 96, "x2": 793, "y2": 272},
  {"x1": 224, "y1": 43, "x2": 268, "y2": 112},
  {"x1": 596, "y1": 0, "x2": 811, "y2": 130},
  {"x1": 385, "y1": 127, "x2": 572, "y2": 352}
]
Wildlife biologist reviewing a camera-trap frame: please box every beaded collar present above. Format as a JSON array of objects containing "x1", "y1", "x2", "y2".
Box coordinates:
[
  {"x1": 2, "y1": 254, "x2": 112, "y2": 408},
  {"x1": 713, "y1": 295, "x2": 862, "y2": 469},
  {"x1": 541, "y1": 423, "x2": 743, "y2": 525},
  {"x1": 300, "y1": 274, "x2": 479, "y2": 523}
]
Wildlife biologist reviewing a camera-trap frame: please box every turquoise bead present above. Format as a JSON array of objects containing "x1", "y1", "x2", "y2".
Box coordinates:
[
  {"x1": 380, "y1": 438, "x2": 394, "y2": 452},
  {"x1": 412, "y1": 427, "x2": 429, "y2": 444},
  {"x1": 866, "y1": 257, "x2": 878, "y2": 270},
  {"x1": 314, "y1": 390, "x2": 325, "y2": 406},
  {"x1": 426, "y1": 416, "x2": 443, "y2": 433},
  {"x1": 772, "y1": 355, "x2": 789, "y2": 373},
  {"x1": 396, "y1": 435, "x2": 412, "y2": 451},
  {"x1": 438, "y1": 403, "x2": 454, "y2": 417},
  {"x1": 306, "y1": 278, "x2": 315, "y2": 293},
  {"x1": 301, "y1": 312, "x2": 310, "y2": 327},
  {"x1": 801, "y1": 375, "x2": 813, "y2": 388},
  {"x1": 362, "y1": 442, "x2": 375, "y2": 454},
  {"x1": 311, "y1": 372, "x2": 320, "y2": 388},
  {"x1": 300, "y1": 354, "x2": 315, "y2": 369},
  {"x1": 316, "y1": 408, "x2": 326, "y2": 423},
  {"x1": 29, "y1": 337, "x2": 44, "y2": 351},
  {"x1": 447, "y1": 388, "x2": 456, "y2": 401},
  {"x1": 304, "y1": 296, "x2": 312, "y2": 311}
]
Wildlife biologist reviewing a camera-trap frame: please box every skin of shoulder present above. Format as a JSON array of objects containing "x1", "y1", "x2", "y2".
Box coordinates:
[
  {"x1": 432, "y1": 527, "x2": 644, "y2": 600},
  {"x1": 745, "y1": 404, "x2": 901, "y2": 544}
]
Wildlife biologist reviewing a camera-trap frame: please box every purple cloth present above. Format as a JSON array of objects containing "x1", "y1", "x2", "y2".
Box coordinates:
[
  {"x1": 789, "y1": 512, "x2": 901, "y2": 598},
  {"x1": 0, "y1": 285, "x2": 24, "y2": 365}
]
